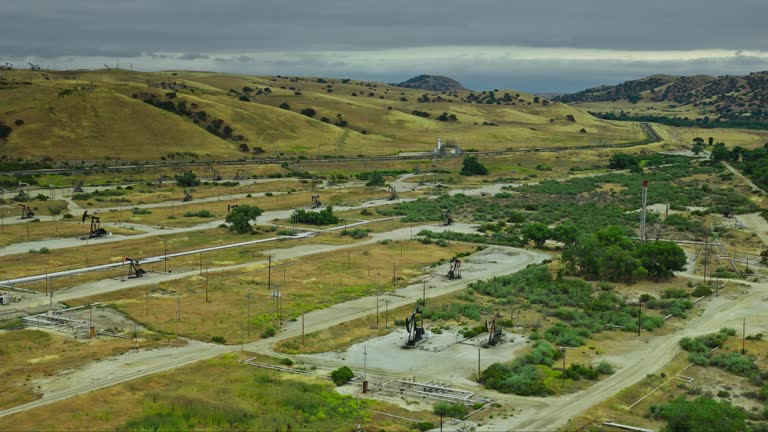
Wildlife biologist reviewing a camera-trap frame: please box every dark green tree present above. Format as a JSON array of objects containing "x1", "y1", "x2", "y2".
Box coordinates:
[
  {"x1": 225, "y1": 205, "x2": 264, "y2": 233},
  {"x1": 522, "y1": 223, "x2": 552, "y2": 248},
  {"x1": 635, "y1": 241, "x2": 687, "y2": 279},
  {"x1": 175, "y1": 171, "x2": 200, "y2": 187},
  {"x1": 691, "y1": 143, "x2": 704, "y2": 155},
  {"x1": 365, "y1": 172, "x2": 385, "y2": 186},
  {"x1": 710, "y1": 143, "x2": 729, "y2": 163},
  {"x1": 300, "y1": 108, "x2": 316, "y2": 118},
  {"x1": 330, "y1": 366, "x2": 354, "y2": 386},
  {"x1": 608, "y1": 153, "x2": 639, "y2": 170},
  {"x1": 460, "y1": 157, "x2": 489, "y2": 176}
]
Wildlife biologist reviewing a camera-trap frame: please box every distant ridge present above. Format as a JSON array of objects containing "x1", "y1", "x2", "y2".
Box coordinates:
[
  {"x1": 552, "y1": 71, "x2": 768, "y2": 122},
  {"x1": 394, "y1": 74, "x2": 466, "y2": 92}
]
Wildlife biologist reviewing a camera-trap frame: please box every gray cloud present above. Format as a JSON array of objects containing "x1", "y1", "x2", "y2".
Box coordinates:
[{"x1": 1, "y1": 0, "x2": 766, "y2": 91}]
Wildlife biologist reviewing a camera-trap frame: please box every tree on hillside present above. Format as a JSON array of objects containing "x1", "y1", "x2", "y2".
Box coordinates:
[
  {"x1": 300, "y1": 108, "x2": 316, "y2": 118},
  {"x1": 693, "y1": 137, "x2": 705, "y2": 145},
  {"x1": 0, "y1": 122, "x2": 12, "y2": 140},
  {"x1": 175, "y1": 171, "x2": 200, "y2": 187},
  {"x1": 460, "y1": 156, "x2": 489, "y2": 176},
  {"x1": 279, "y1": 102, "x2": 290, "y2": 110},
  {"x1": 225, "y1": 205, "x2": 263, "y2": 233}
]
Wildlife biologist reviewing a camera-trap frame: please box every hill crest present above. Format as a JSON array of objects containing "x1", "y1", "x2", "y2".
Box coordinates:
[{"x1": 394, "y1": 74, "x2": 466, "y2": 92}]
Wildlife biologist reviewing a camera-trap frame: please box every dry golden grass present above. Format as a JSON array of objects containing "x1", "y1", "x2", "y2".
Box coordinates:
[
  {"x1": 0, "y1": 330, "x2": 171, "y2": 410},
  {"x1": 0, "y1": 351, "x2": 438, "y2": 432},
  {"x1": 0, "y1": 220, "x2": 142, "y2": 248},
  {"x1": 67, "y1": 240, "x2": 473, "y2": 343},
  {"x1": 1, "y1": 69, "x2": 655, "y2": 161}
]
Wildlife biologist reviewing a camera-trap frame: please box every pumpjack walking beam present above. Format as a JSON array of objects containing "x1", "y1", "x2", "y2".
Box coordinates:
[{"x1": 82, "y1": 210, "x2": 107, "y2": 238}]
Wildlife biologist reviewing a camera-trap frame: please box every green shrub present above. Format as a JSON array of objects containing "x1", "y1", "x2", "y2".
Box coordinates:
[
  {"x1": 330, "y1": 366, "x2": 354, "y2": 386},
  {"x1": 184, "y1": 210, "x2": 214, "y2": 218},
  {"x1": 433, "y1": 401, "x2": 467, "y2": 418},
  {"x1": 211, "y1": 336, "x2": 226, "y2": 344}
]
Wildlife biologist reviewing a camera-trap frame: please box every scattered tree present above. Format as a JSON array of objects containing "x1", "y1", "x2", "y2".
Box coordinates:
[
  {"x1": 225, "y1": 204, "x2": 264, "y2": 233},
  {"x1": 300, "y1": 108, "x2": 316, "y2": 118},
  {"x1": 365, "y1": 172, "x2": 385, "y2": 186},
  {"x1": 175, "y1": 171, "x2": 200, "y2": 187},
  {"x1": 460, "y1": 156, "x2": 489, "y2": 176}
]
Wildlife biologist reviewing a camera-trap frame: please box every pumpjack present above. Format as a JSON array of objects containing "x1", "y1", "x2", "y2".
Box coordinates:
[
  {"x1": 72, "y1": 181, "x2": 84, "y2": 193},
  {"x1": 82, "y1": 210, "x2": 107, "y2": 238},
  {"x1": 234, "y1": 169, "x2": 246, "y2": 180},
  {"x1": 211, "y1": 169, "x2": 222, "y2": 181},
  {"x1": 387, "y1": 185, "x2": 398, "y2": 201},
  {"x1": 19, "y1": 204, "x2": 35, "y2": 219},
  {"x1": 484, "y1": 316, "x2": 504, "y2": 347},
  {"x1": 227, "y1": 204, "x2": 239, "y2": 213},
  {"x1": 447, "y1": 257, "x2": 462, "y2": 280},
  {"x1": 722, "y1": 205, "x2": 733, "y2": 218},
  {"x1": 311, "y1": 194, "x2": 322, "y2": 209},
  {"x1": 182, "y1": 189, "x2": 193, "y2": 202},
  {"x1": 124, "y1": 257, "x2": 146, "y2": 279},
  {"x1": 403, "y1": 306, "x2": 425, "y2": 348},
  {"x1": 441, "y1": 209, "x2": 453, "y2": 226}
]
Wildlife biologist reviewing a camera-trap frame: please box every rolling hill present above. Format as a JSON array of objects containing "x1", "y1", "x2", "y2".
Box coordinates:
[
  {"x1": 553, "y1": 72, "x2": 768, "y2": 125},
  {"x1": 394, "y1": 74, "x2": 466, "y2": 92},
  {"x1": 0, "y1": 69, "x2": 647, "y2": 162}
]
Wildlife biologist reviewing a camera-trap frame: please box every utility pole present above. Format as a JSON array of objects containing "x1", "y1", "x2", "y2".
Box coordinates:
[
  {"x1": 385, "y1": 299, "x2": 390, "y2": 329},
  {"x1": 704, "y1": 221, "x2": 710, "y2": 285},
  {"x1": 376, "y1": 290, "x2": 380, "y2": 328},
  {"x1": 164, "y1": 239, "x2": 168, "y2": 272},
  {"x1": 742, "y1": 318, "x2": 747, "y2": 354},
  {"x1": 205, "y1": 268, "x2": 209, "y2": 303},
  {"x1": 477, "y1": 347, "x2": 481, "y2": 382},
  {"x1": 199, "y1": 252, "x2": 203, "y2": 275},
  {"x1": 301, "y1": 312, "x2": 305, "y2": 345},
  {"x1": 561, "y1": 348, "x2": 567, "y2": 390}
]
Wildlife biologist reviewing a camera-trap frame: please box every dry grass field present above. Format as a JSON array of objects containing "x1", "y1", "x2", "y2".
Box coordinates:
[
  {"x1": 0, "y1": 69, "x2": 649, "y2": 161},
  {"x1": 66, "y1": 240, "x2": 473, "y2": 343}
]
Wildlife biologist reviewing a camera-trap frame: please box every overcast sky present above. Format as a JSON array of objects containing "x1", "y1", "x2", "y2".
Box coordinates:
[{"x1": 2, "y1": 0, "x2": 767, "y2": 92}]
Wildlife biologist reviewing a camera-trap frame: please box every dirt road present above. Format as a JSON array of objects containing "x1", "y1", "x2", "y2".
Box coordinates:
[{"x1": 0, "y1": 244, "x2": 548, "y2": 419}]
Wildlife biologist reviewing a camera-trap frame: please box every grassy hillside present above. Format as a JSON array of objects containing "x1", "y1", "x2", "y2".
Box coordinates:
[
  {"x1": 0, "y1": 69, "x2": 649, "y2": 162},
  {"x1": 554, "y1": 71, "x2": 768, "y2": 126}
]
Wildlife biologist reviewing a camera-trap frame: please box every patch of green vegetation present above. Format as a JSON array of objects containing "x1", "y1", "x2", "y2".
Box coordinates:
[
  {"x1": 292, "y1": 207, "x2": 339, "y2": 225},
  {"x1": 650, "y1": 396, "x2": 748, "y2": 432},
  {"x1": 470, "y1": 264, "x2": 666, "y2": 346}
]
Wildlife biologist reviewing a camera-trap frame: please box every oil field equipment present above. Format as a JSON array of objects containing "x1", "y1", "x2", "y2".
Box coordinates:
[
  {"x1": 72, "y1": 181, "x2": 84, "y2": 193},
  {"x1": 234, "y1": 169, "x2": 246, "y2": 180},
  {"x1": 484, "y1": 316, "x2": 504, "y2": 347},
  {"x1": 211, "y1": 168, "x2": 222, "y2": 181},
  {"x1": 447, "y1": 257, "x2": 462, "y2": 279},
  {"x1": 182, "y1": 189, "x2": 193, "y2": 202},
  {"x1": 403, "y1": 306, "x2": 425, "y2": 348},
  {"x1": 311, "y1": 194, "x2": 322, "y2": 208},
  {"x1": 441, "y1": 209, "x2": 453, "y2": 226},
  {"x1": 387, "y1": 185, "x2": 398, "y2": 201},
  {"x1": 227, "y1": 204, "x2": 239, "y2": 213},
  {"x1": 721, "y1": 205, "x2": 733, "y2": 218},
  {"x1": 124, "y1": 257, "x2": 146, "y2": 279},
  {"x1": 82, "y1": 210, "x2": 107, "y2": 238},
  {"x1": 18, "y1": 204, "x2": 35, "y2": 219}
]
